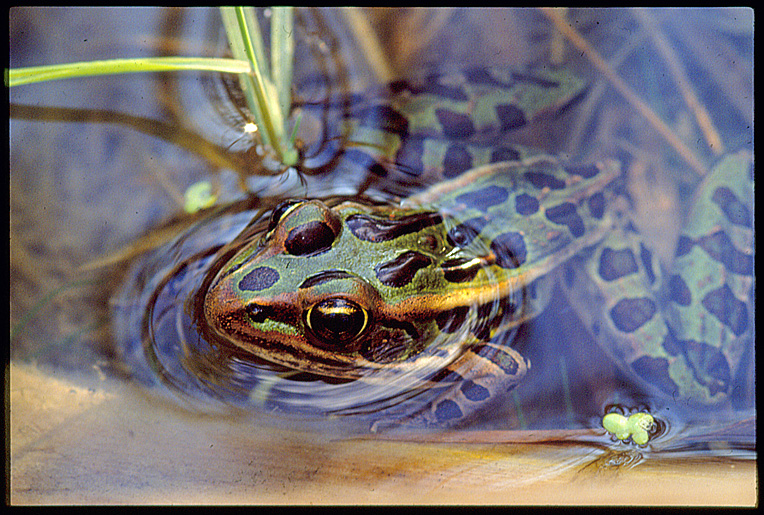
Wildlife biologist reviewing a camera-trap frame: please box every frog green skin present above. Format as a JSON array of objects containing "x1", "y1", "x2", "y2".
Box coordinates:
[{"x1": 198, "y1": 68, "x2": 752, "y2": 427}]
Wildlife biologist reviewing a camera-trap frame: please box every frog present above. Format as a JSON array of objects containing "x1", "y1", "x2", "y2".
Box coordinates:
[{"x1": 142, "y1": 67, "x2": 754, "y2": 428}]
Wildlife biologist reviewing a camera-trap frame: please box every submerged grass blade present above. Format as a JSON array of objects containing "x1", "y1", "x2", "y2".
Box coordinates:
[
  {"x1": 6, "y1": 57, "x2": 252, "y2": 87},
  {"x1": 270, "y1": 7, "x2": 295, "y2": 123},
  {"x1": 220, "y1": 6, "x2": 290, "y2": 163}
]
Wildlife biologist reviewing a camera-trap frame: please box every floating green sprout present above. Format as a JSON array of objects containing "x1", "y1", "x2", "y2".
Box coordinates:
[
  {"x1": 602, "y1": 412, "x2": 656, "y2": 445},
  {"x1": 183, "y1": 181, "x2": 218, "y2": 213}
]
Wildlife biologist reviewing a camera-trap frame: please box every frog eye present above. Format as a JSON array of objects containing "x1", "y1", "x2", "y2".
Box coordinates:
[
  {"x1": 267, "y1": 200, "x2": 303, "y2": 232},
  {"x1": 305, "y1": 298, "x2": 369, "y2": 345}
]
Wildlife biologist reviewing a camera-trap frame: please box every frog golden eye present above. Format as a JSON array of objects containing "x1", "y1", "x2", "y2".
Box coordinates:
[{"x1": 305, "y1": 298, "x2": 369, "y2": 345}]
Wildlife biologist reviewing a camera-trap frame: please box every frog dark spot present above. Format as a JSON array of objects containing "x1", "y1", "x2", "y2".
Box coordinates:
[
  {"x1": 490, "y1": 146, "x2": 521, "y2": 163},
  {"x1": 465, "y1": 68, "x2": 514, "y2": 88},
  {"x1": 239, "y1": 266, "x2": 280, "y2": 291},
  {"x1": 511, "y1": 71, "x2": 561, "y2": 89},
  {"x1": 435, "y1": 399, "x2": 463, "y2": 422},
  {"x1": 667, "y1": 274, "x2": 692, "y2": 306},
  {"x1": 610, "y1": 297, "x2": 657, "y2": 333},
  {"x1": 446, "y1": 217, "x2": 488, "y2": 247},
  {"x1": 682, "y1": 339, "x2": 731, "y2": 396},
  {"x1": 491, "y1": 231, "x2": 527, "y2": 269},
  {"x1": 474, "y1": 344, "x2": 523, "y2": 377},
  {"x1": 285, "y1": 221, "x2": 337, "y2": 256},
  {"x1": 454, "y1": 185, "x2": 508, "y2": 212},
  {"x1": 343, "y1": 148, "x2": 389, "y2": 178},
  {"x1": 524, "y1": 170, "x2": 566, "y2": 190},
  {"x1": 630, "y1": 356, "x2": 679, "y2": 396},
  {"x1": 587, "y1": 191, "x2": 605, "y2": 219},
  {"x1": 515, "y1": 193, "x2": 539, "y2": 215},
  {"x1": 545, "y1": 202, "x2": 585, "y2": 237},
  {"x1": 639, "y1": 243, "x2": 657, "y2": 285},
  {"x1": 711, "y1": 186, "x2": 751, "y2": 227},
  {"x1": 430, "y1": 367, "x2": 464, "y2": 384},
  {"x1": 244, "y1": 303, "x2": 278, "y2": 324},
  {"x1": 347, "y1": 212, "x2": 442, "y2": 242},
  {"x1": 495, "y1": 104, "x2": 527, "y2": 132},
  {"x1": 435, "y1": 108, "x2": 476, "y2": 139},
  {"x1": 675, "y1": 235, "x2": 694, "y2": 258},
  {"x1": 375, "y1": 251, "x2": 433, "y2": 288},
  {"x1": 443, "y1": 144, "x2": 473, "y2": 178},
  {"x1": 299, "y1": 270, "x2": 355, "y2": 289},
  {"x1": 352, "y1": 104, "x2": 409, "y2": 137},
  {"x1": 394, "y1": 135, "x2": 425, "y2": 178},
  {"x1": 564, "y1": 163, "x2": 600, "y2": 179},
  {"x1": 661, "y1": 330, "x2": 682, "y2": 356},
  {"x1": 598, "y1": 247, "x2": 638, "y2": 281},
  {"x1": 442, "y1": 257, "x2": 480, "y2": 283},
  {"x1": 701, "y1": 283, "x2": 748, "y2": 336},
  {"x1": 696, "y1": 230, "x2": 753, "y2": 276},
  {"x1": 421, "y1": 79, "x2": 469, "y2": 101},
  {"x1": 563, "y1": 263, "x2": 576, "y2": 289},
  {"x1": 460, "y1": 380, "x2": 490, "y2": 402},
  {"x1": 435, "y1": 305, "x2": 469, "y2": 333}
]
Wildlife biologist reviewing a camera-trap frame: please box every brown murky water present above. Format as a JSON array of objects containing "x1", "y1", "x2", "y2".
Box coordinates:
[{"x1": 9, "y1": 7, "x2": 755, "y2": 504}]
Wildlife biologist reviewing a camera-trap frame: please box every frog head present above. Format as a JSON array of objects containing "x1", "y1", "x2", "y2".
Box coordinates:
[{"x1": 202, "y1": 199, "x2": 501, "y2": 378}]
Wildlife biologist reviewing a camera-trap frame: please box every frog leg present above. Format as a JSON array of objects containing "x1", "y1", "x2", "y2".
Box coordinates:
[
  {"x1": 370, "y1": 339, "x2": 530, "y2": 432},
  {"x1": 561, "y1": 151, "x2": 753, "y2": 405}
]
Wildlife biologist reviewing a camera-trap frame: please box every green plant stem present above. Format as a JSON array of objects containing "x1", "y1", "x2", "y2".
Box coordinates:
[{"x1": 6, "y1": 57, "x2": 252, "y2": 87}]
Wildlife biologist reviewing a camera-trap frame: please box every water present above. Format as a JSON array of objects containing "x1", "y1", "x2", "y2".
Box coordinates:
[{"x1": 10, "y1": 7, "x2": 755, "y2": 490}]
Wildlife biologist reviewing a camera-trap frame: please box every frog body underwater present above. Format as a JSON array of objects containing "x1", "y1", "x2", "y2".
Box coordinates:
[{"x1": 117, "y1": 67, "x2": 753, "y2": 428}]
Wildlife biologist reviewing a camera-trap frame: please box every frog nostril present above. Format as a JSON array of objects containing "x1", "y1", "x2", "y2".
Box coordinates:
[{"x1": 284, "y1": 221, "x2": 337, "y2": 256}]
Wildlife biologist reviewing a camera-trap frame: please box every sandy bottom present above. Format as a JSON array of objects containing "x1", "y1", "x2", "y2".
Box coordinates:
[{"x1": 9, "y1": 363, "x2": 756, "y2": 505}]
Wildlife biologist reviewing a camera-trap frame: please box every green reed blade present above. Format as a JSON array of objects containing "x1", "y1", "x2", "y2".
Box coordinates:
[{"x1": 5, "y1": 57, "x2": 252, "y2": 87}]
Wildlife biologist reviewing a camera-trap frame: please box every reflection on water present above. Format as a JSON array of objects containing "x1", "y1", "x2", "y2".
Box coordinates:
[{"x1": 10, "y1": 6, "x2": 755, "y2": 469}]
